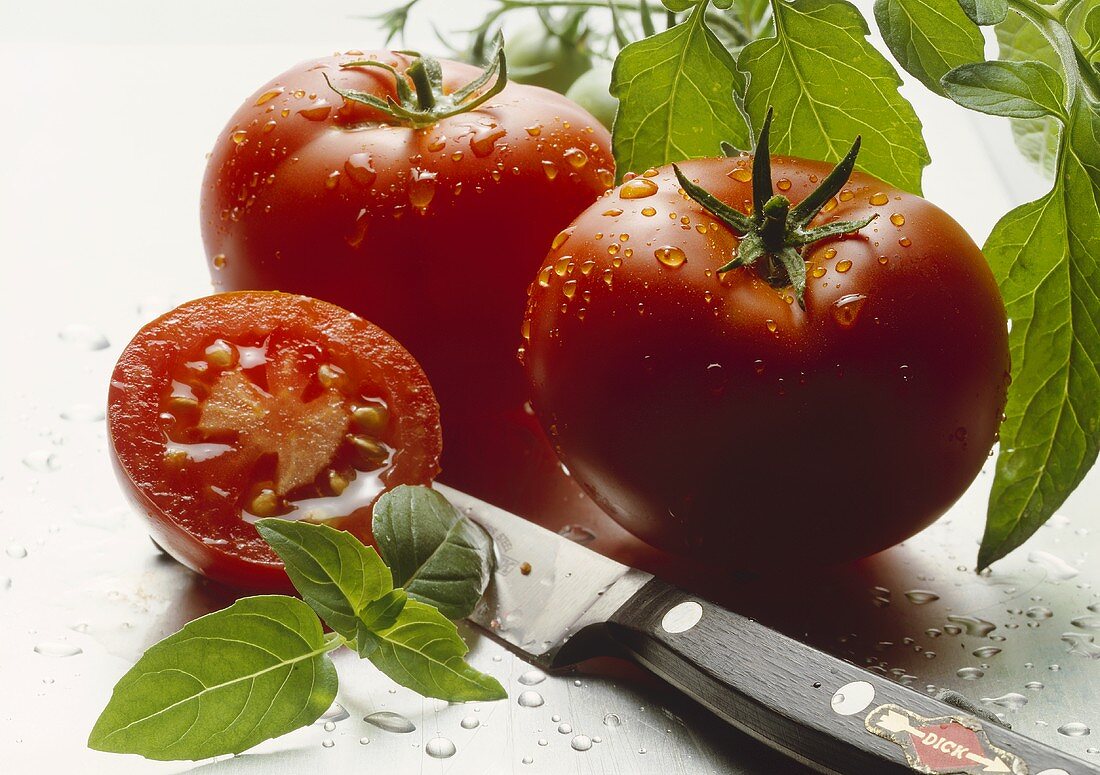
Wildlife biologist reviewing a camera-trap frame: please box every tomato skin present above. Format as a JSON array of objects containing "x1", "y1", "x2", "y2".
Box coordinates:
[
  {"x1": 524, "y1": 159, "x2": 1010, "y2": 566},
  {"x1": 108, "y1": 291, "x2": 441, "y2": 592},
  {"x1": 201, "y1": 53, "x2": 612, "y2": 521}
]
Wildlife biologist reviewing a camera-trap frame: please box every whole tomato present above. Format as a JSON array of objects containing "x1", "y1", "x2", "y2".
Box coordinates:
[
  {"x1": 523, "y1": 120, "x2": 1010, "y2": 566},
  {"x1": 201, "y1": 48, "x2": 613, "y2": 520}
]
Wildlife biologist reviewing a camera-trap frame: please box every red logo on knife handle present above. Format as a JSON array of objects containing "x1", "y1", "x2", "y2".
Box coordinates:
[{"x1": 865, "y1": 704, "x2": 1027, "y2": 774}]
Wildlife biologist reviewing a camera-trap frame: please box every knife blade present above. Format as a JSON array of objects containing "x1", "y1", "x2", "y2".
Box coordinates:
[{"x1": 438, "y1": 484, "x2": 1097, "y2": 775}]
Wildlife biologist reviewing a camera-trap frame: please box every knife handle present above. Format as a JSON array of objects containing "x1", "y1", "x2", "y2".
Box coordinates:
[{"x1": 598, "y1": 578, "x2": 1093, "y2": 775}]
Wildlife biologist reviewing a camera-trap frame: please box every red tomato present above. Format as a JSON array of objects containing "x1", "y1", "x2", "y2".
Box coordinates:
[
  {"x1": 107, "y1": 291, "x2": 441, "y2": 592},
  {"x1": 523, "y1": 150, "x2": 1010, "y2": 566},
  {"x1": 200, "y1": 50, "x2": 612, "y2": 521}
]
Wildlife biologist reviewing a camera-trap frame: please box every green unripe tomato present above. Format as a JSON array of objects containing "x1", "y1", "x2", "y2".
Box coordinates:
[
  {"x1": 565, "y1": 65, "x2": 617, "y2": 130},
  {"x1": 504, "y1": 22, "x2": 592, "y2": 93}
]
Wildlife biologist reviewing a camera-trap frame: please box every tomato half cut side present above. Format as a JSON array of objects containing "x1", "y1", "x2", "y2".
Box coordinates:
[{"x1": 107, "y1": 291, "x2": 442, "y2": 592}]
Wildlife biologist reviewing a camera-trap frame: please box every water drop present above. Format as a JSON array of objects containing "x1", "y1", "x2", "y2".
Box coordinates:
[
  {"x1": 1025, "y1": 681, "x2": 1045, "y2": 690},
  {"x1": 426, "y1": 737, "x2": 457, "y2": 759},
  {"x1": 551, "y1": 715, "x2": 561, "y2": 723},
  {"x1": 255, "y1": 87, "x2": 284, "y2": 105},
  {"x1": 517, "y1": 691, "x2": 544, "y2": 708},
  {"x1": 728, "y1": 167, "x2": 751, "y2": 183},
  {"x1": 6, "y1": 544, "x2": 28, "y2": 559},
  {"x1": 538, "y1": 738, "x2": 548, "y2": 746},
  {"x1": 344, "y1": 153, "x2": 377, "y2": 187},
  {"x1": 230, "y1": 129, "x2": 248, "y2": 144},
  {"x1": 557, "y1": 723, "x2": 572, "y2": 734},
  {"x1": 1071, "y1": 615, "x2": 1100, "y2": 630},
  {"x1": 1061, "y1": 632, "x2": 1100, "y2": 659},
  {"x1": 359, "y1": 737, "x2": 370, "y2": 745},
  {"x1": 1028, "y1": 550, "x2": 1079, "y2": 581},
  {"x1": 620, "y1": 178, "x2": 659, "y2": 199},
  {"x1": 471, "y1": 125, "x2": 506, "y2": 157},
  {"x1": 946, "y1": 615, "x2": 997, "y2": 637},
  {"x1": 1058, "y1": 722, "x2": 1091, "y2": 737},
  {"x1": 899, "y1": 236, "x2": 912, "y2": 247},
  {"x1": 835, "y1": 258, "x2": 853, "y2": 273},
  {"x1": 956, "y1": 667, "x2": 985, "y2": 680},
  {"x1": 564, "y1": 148, "x2": 589, "y2": 169},
  {"x1": 869, "y1": 192, "x2": 889, "y2": 205},
  {"x1": 557, "y1": 525, "x2": 596, "y2": 544},
  {"x1": 522, "y1": 755, "x2": 534, "y2": 764},
  {"x1": 832, "y1": 294, "x2": 866, "y2": 328},
  {"x1": 298, "y1": 101, "x2": 332, "y2": 121},
  {"x1": 321, "y1": 702, "x2": 349, "y2": 723},
  {"x1": 973, "y1": 646, "x2": 1002, "y2": 658},
  {"x1": 603, "y1": 713, "x2": 622, "y2": 727},
  {"x1": 33, "y1": 642, "x2": 83, "y2": 658},
  {"x1": 460, "y1": 715, "x2": 480, "y2": 730},
  {"x1": 364, "y1": 711, "x2": 416, "y2": 733},
  {"x1": 777, "y1": 178, "x2": 792, "y2": 191},
  {"x1": 321, "y1": 739, "x2": 335, "y2": 748},
  {"x1": 1027, "y1": 606, "x2": 1053, "y2": 620},
  {"x1": 889, "y1": 213, "x2": 905, "y2": 226},
  {"x1": 981, "y1": 693, "x2": 1027, "y2": 711},
  {"x1": 654, "y1": 245, "x2": 686, "y2": 268},
  {"x1": 570, "y1": 735, "x2": 593, "y2": 751},
  {"x1": 324, "y1": 721, "x2": 336, "y2": 732},
  {"x1": 519, "y1": 669, "x2": 547, "y2": 686},
  {"x1": 408, "y1": 169, "x2": 437, "y2": 212}
]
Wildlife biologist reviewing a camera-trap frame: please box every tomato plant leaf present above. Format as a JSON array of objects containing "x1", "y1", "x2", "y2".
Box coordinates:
[
  {"x1": 611, "y1": 0, "x2": 752, "y2": 176},
  {"x1": 256, "y1": 519, "x2": 395, "y2": 643},
  {"x1": 980, "y1": 95, "x2": 1100, "y2": 569},
  {"x1": 942, "y1": 60, "x2": 1067, "y2": 119},
  {"x1": 372, "y1": 485, "x2": 493, "y2": 620},
  {"x1": 739, "y1": 0, "x2": 930, "y2": 194},
  {"x1": 363, "y1": 600, "x2": 506, "y2": 701},
  {"x1": 873, "y1": 0, "x2": 984, "y2": 96},
  {"x1": 88, "y1": 596, "x2": 339, "y2": 761},
  {"x1": 662, "y1": 0, "x2": 735, "y2": 10},
  {"x1": 956, "y1": 0, "x2": 1007, "y2": 26}
]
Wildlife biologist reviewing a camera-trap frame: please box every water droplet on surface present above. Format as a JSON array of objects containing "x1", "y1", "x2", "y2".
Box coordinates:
[
  {"x1": 426, "y1": 737, "x2": 457, "y2": 758},
  {"x1": 517, "y1": 691, "x2": 545, "y2": 708},
  {"x1": 728, "y1": 167, "x2": 752, "y2": 183},
  {"x1": 835, "y1": 259, "x2": 853, "y2": 273},
  {"x1": 766, "y1": 319, "x2": 778, "y2": 333},
  {"x1": 564, "y1": 148, "x2": 589, "y2": 169},
  {"x1": 1058, "y1": 722, "x2": 1091, "y2": 737},
  {"x1": 899, "y1": 236, "x2": 912, "y2": 247},
  {"x1": 538, "y1": 738, "x2": 548, "y2": 746},
  {"x1": 359, "y1": 737, "x2": 370, "y2": 745},
  {"x1": 620, "y1": 178, "x2": 659, "y2": 199},
  {"x1": 408, "y1": 170, "x2": 437, "y2": 211},
  {"x1": 324, "y1": 721, "x2": 336, "y2": 732},
  {"x1": 903, "y1": 590, "x2": 939, "y2": 605},
  {"x1": 832, "y1": 294, "x2": 867, "y2": 328},
  {"x1": 869, "y1": 192, "x2": 889, "y2": 206},
  {"x1": 364, "y1": 711, "x2": 416, "y2": 733},
  {"x1": 1026, "y1": 681, "x2": 1045, "y2": 690},
  {"x1": 946, "y1": 615, "x2": 997, "y2": 637},
  {"x1": 460, "y1": 715, "x2": 480, "y2": 730},
  {"x1": 557, "y1": 723, "x2": 573, "y2": 734},
  {"x1": 603, "y1": 713, "x2": 622, "y2": 727},
  {"x1": 344, "y1": 153, "x2": 377, "y2": 187},
  {"x1": 298, "y1": 101, "x2": 332, "y2": 121},
  {"x1": 521, "y1": 755, "x2": 534, "y2": 764},
  {"x1": 34, "y1": 642, "x2": 82, "y2": 658},
  {"x1": 776, "y1": 178, "x2": 792, "y2": 191},
  {"x1": 982, "y1": 693, "x2": 1028, "y2": 711},
  {"x1": 654, "y1": 246, "x2": 686, "y2": 268},
  {"x1": 519, "y1": 669, "x2": 547, "y2": 686},
  {"x1": 1028, "y1": 550, "x2": 1079, "y2": 580},
  {"x1": 471, "y1": 125, "x2": 506, "y2": 157},
  {"x1": 58, "y1": 324, "x2": 109, "y2": 350},
  {"x1": 321, "y1": 738, "x2": 335, "y2": 748},
  {"x1": 230, "y1": 129, "x2": 248, "y2": 144},
  {"x1": 571, "y1": 735, "x2": 593, "y2": 751},
  {"x1": 956, "y1": 667, "x2": 985, "y2": 680},
  {"x1": 558, "y1": 525, "x2": 596, "y2": 544},
  {"x1": 6, "y1": 544, "x2": 28, "y2": 559},
  {"x1": 1027, "y1": 606, "x2": 1054, "y2": 620},
  {"x1": 1071, "y1": 615, "x2": 1100, "y2": 630},
  {"x1": 321, "y1": 702, "x2": 349, "y2": 723},
  {"x1": 255, "y1": 87, "x2": 284, "y2": 105},
  {"x1": 973, "y1": 646, "x2": 1002, "y2": 658},
  {"x1": 1061, "y1": 632, "x2": 1100, "y2": 659}
]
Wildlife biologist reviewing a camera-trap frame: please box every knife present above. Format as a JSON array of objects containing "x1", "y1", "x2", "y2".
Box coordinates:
[{"x1": 437, "y1": 484, "x2": 1096, "y2": 775}]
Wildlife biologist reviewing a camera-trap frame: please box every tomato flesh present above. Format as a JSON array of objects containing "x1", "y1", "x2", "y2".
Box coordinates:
[
  {"x1": 108, "y1": 291, "x2": 441, "y2": 591},
  {"x1": 524, "y1": 159, "x2": 1010, "y2": 567}
]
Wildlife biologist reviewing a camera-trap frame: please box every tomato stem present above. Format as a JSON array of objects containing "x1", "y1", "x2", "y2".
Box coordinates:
[{"x1": 672, "y1": 108, "x2": 877, "y2": 308}]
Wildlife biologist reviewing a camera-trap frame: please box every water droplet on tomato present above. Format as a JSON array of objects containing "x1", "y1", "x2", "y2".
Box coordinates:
[
  {"x1": 563, "y1": 280, "x2": 578, "y2": 299},
  {"x1": 597, "y1": 167, "x2": 615, "y2": 188},
  {"x1": 869, "y1": 192, "x2": 889, "y2": 206},
  {"x1": 811, "y1": 266, "x2": 826, "y2": 278},
  {"x1": 298, "y1": 101, "x2": 332, "y2": 121},
  {"x1": 212, "y1": 254, "x2": 227, "y2": 270},
  {"x1": 542, "y1": 160, "x2": 559, "y2": 180},
  {"x1": 537, "y1": 266, "x2": 553, "y2": 287},
  {"x1": 408, "y1": 170, "x2": 437, "y2": 212},
  {"x1": 564, "y1": 148, "x2": 589, "y2": 169},
  {"x1": 728, "y1": 167, "x2": 751, "y2": 183},
  {"x1": 765, "y1": 319, "x2": 778, "y2": 333},
  {"x1": 324, "y1": 170, "x2": 341, "y2": 190},
  {"x1": 654, "y1": 246, "x2": 685, "y2": 268},
  {"x1": 832, "y1": 293, "x2": 866, "y2": 328},
  {"x1": 344, "y1": 153, "x2": 376, "y2": 187},
  {"x1": 899, "y1": 237, "x2": 912, "y2": 247},
  {"x1": 890, "y1": 213, "x2": 905, "y2": 226},
  {"x1": 641, "y1": 207, "x2": 656, "y2": 217},
  {"x1": 835, "y1": 259, "x2": 852, "y2": 273},
  {"x1": 230, "y1": 129, "x2": 248, "y2": 144},
  {"x1": 620, "y1": 178, "x2": 658, "y2": 199},
  {"x1": 471, "y1": 125, "x2": 506, "y2": 157},
  {"x1": 255, "y1": 87, "x2": 284, "y2": 105}
]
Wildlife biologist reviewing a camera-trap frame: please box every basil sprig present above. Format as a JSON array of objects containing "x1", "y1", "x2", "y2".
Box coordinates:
[{"x1": 88, "y1": 486, "x2": 504, "y2": 761}]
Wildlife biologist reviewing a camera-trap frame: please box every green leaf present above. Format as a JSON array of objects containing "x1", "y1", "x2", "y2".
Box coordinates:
[
  {"x1": 355, "y1": 589, "x2": 409, "y2": 658},
  {"x1": 739, "y1": 0, "x2": 930, "y2": 194},
  {"x1": 364, "y1": 600, "x2": 507, "y2": 702},
  {"x1": 979, "y1": 96, "x2": 1100, "y2": 569},
  {"x1": 942, "y1": 60, "x2": 1067, "y2": 119},
  {"x1": 873, "y1": 0, "x2": 984, "y2": 96},
  {"x1": 663, "y1": 0, "x2": 735, "y2": 9},
  {"x1": 256, "y1": 519, "x2": 393, "y2": 642},
  {"x1": 610, "y1": 0, "x2": 752, "y2": 177},
  {"x1": 88, "y1": 596, "x2": 339, "y2": 761},
  {"x1": 372, "y1": 485, "x2": 493, "y2": 620},
  {"x1": 956, "y1": 0, "x2": 1007, "y2": 26}
]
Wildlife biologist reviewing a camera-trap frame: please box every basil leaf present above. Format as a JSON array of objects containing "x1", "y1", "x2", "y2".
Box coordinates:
[
  {"x1": 256, "y1": 519, "x2": 393, "y2": 642},
  {"x1": 739, "y1": 0, "x2": 929, "y2": 194},
  {"x1": 364, "y1": 600, "x2": 506, "y2": 702},
  {"x1": 980, "y1": 96, "x2": 1100, "y2": 569},
  {"x1": 88, "y1": 596, "x2": 339, "y2": 761},
  {"x1": 957, "y1": 0, "x2": 1007, "y2": 26},
  {"x1": 355, "y1": 589, "x2": 409, "y2": 658},
  {"x1": 611, "y1": 0, "x2": 752, "y2": 177},
  {"x1": 372, "y1": 485, "x2": 492, "y2": 620},
  {"x1": 942, "y1": 60, "x2": 1066, "y2": 119},
  {"x1": 874, "y1": 0, "x2": 984, "y2": 96}
]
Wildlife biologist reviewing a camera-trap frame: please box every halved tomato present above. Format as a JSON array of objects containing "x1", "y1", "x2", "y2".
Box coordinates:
[{"x1": 107, "y1": 291, "x2": 441, "y2": 592}]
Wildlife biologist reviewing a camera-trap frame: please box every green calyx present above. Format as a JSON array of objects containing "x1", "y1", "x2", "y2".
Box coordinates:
[
  {"x1": 323, "y1": 39, "x2": 508, "y2": 129},
  {"x1": 673, "y1": 108, "x2": 877, "y2": 307}
]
